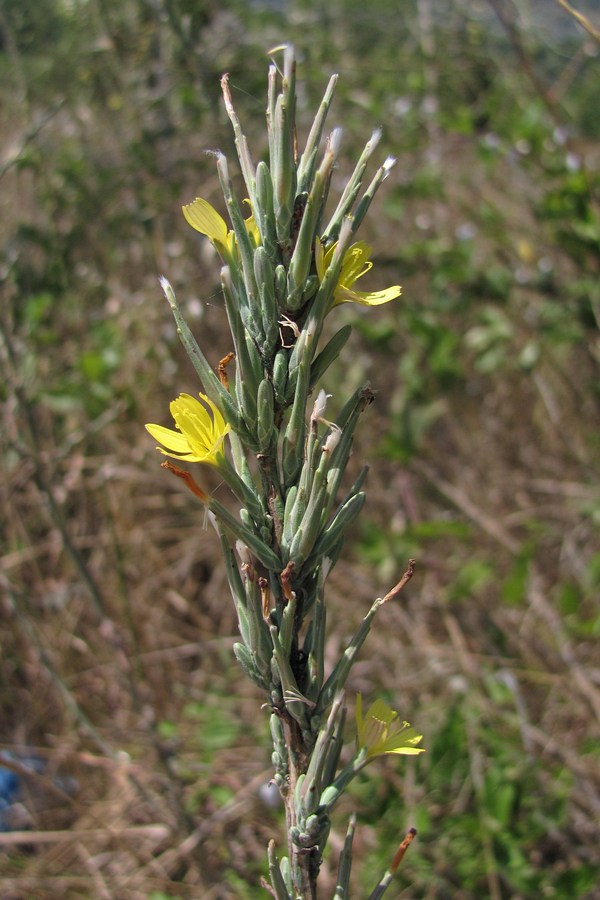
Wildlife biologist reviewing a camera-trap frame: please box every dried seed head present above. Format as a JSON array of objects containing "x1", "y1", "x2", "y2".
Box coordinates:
[
  {"x1": 323, "y1": 424, "x2": 342, "y2": 454},
  {"x1": 311, "y1": 389, "x2": 330, "y2": 424}
]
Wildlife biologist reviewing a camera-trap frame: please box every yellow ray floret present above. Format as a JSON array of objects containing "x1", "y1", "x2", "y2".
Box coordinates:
[
  {"x1": 182, "y1": 197, "x2": 259, "y2": 257},
  {"x1": 316, "y1": 239, "x2": 402, "y2": 306},
  {"x1": 145, "y1": 393, "x2": 230, "y2": 466},
  {"x1": 355, "y1": 694, "x2": 425, "y2": 759},
  {"x1": 182, "y1": 198, "x2": 229, "y2": 249}
]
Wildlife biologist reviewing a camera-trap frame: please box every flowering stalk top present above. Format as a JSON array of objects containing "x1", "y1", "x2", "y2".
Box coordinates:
[
  {"x1": 146, "y1": 46, "x2": 420, "y2": 897},
  {"x1": 146, "y1": 393, "x2": 230, "y2": 466}
]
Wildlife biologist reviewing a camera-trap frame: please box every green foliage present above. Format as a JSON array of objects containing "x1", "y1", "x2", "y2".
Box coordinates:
[{"x1": 183, "y1": 699, "x2": 245, "y2": 758}]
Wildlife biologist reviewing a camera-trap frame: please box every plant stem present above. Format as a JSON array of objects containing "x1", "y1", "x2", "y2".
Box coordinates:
[{"x1": 280, "y1": 714, "x2": 318, "y2": 899}]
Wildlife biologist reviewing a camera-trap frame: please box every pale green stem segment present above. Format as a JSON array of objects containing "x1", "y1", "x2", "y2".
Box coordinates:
[
  {"x1": 269, "y1": 625, "x2": 311, "y2": 730},
  {"x1": 219, "y1": 456, "x2": 265, "y2": 524},
  {"x1": 219, "y1": 267, "x2": 265, "y2": 452},
  {"x1": 322, "y1": 129, "x2": 383, "y2": 242},
  {"x1": 255, "y1": 160, "x2": 279, "y2": 262},
  {"x1": 254, "y1": 246, "x2": 280, "y2": 358},
  {"x1": 298, "y1": 693, "x2": 346, "y2": 817},
  {"x1": 309, "y1": 323, "x2": 352, "y2": 389},
  {"x1": 297, "y1": 73, "x2": 339, "y2": 193},
  {"x1": 268, "y1": 840, "x2": 293, "y2": 900},
  {"x1": 226, "y1": 426, "x2": 257, "y2": 498},
  {"x1": 159, "y1": 277, "x2": 246, "y2": 438},
  {"x1": 282, "y1": 322, "x2": 317, "y2": 487},
  {"x1": 270, "y1": 46, "x2": 297, "y2": 253},
  {"x1": 319, "y1": 703, "x2": 347, "y2": 796},
  {"x1": 213, "y1": 520, "x2": 271, "y2": 690},
  {"x1": 216, "y1": 154, "x2": 260, "y2": 322},
  {"x1": 318, "y1": 748, "x2": 369, "y2": 814},
  {"x1": 367, "y1": 875, "x2": 395, "y2": 900},
  {"x1": 304, "y1": 571, "x2": 327, "y2": 705},
  {"x1": 351, "y1": 154, "x2": 397, "y2": 237},
  {"x1": 208, "y1": 496, "x2": 280, "y2": 571},
  {"x1": 333, "y1": 814, "x2": 357, "y2": 900},
  {"x1": 221, "y1": 73, "x2": 257, "y2": 209},
  {"x1": 309, "y1": 215, "x2": 355, "y2": 326},
  {"x1": 317, "y1": 598, "x2": 385, "y2": 715},
  {"x1": 286, "y1": 129, "x2": 341, "y2": 311}
]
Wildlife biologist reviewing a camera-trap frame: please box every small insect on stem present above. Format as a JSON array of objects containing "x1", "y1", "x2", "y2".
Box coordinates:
[{"x1": 218, "y1": 351, "x2": 236, "y2": 389}]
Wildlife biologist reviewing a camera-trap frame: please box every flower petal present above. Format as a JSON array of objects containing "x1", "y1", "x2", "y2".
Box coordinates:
[
  {"x1": 182, "y1": 198, "x2": 229, "y2": 247},
  {"x1": 245, "y1": 214, "x2": 260, "y2": 246},
  {"x1": 365, "y1": 699, "x2": 397, "y2": 726},
  {"x1": 199, "y1": 393, "x2": 230, "y2": 436},
  {"x1": 380, "y1": 723, "x2": 424, "y2": 753},
  {"x1": 334, "y1": 285, "x2": 402, "y2": 307},
  {"x1": 383, "y1": 746, "x2": 426, "y2": 756},
  {"x1": 355, "y1": 694, "x2": 425, "y2": 759},
  {"x1": 315, "y1": 239, "x2": 336, "y2": 281},
  {"x1": 145, "y1": 423, "x2": 191, "y2": 454},
  {"x1": 339, "y1": 241, "x2": 373, "y2": 285}
]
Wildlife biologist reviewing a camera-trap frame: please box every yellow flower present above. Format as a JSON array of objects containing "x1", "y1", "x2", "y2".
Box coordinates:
[
  {"x1": 355, "y1": 694, "x2": 425, "y2": 759},
  {"x1": 316, "y1": 239, "x2": 401, "y2": 306},
  {"x1": 182, "y1": 197, "x2": 259, "y2": 258},
  {"x1": 182, "y1": 198, "x2": 229, "y2": 252},
  {"x1": 145, "y1": 393, "x2": 230, "y2": 466}
]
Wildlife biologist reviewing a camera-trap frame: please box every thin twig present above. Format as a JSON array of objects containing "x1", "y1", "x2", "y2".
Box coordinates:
[
  {"x1": 486, "y1": 0, "x2": 564, "y2": 126},
  {"x1": 381, "y1": 559, "x2": 416, "y2": 604},
  {"x1": 0, "y1": 825, "x2": 170, "y2": 845},
  {"x1": 367, "y1": 828, "x2": 418, "y2": 899},
  {"x1": 556, "y1": 0, "x2": 600, "y2": 42},
  {"x1": 389, "y1": 827, "x2": 418, "y2": 873},
  {"x1": 0, "y1": 101, "x2": 66, "y2": 180}
]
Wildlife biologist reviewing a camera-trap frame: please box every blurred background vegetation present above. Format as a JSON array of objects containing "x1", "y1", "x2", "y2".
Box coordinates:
[{"x1": 1, "y1": 0, "x2": 599, "y2": 897}]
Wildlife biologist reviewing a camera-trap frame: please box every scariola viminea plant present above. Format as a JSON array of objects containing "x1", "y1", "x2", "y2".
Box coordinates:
[{"x1": 146, "y1": 45, "x2": 425, "y2": 899}]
